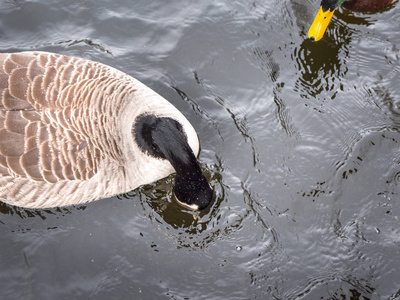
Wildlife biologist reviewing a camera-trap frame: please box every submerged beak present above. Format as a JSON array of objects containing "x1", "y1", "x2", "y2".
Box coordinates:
[{"x1": 308, "y1": 6, "x2": 335, "y2": 41}]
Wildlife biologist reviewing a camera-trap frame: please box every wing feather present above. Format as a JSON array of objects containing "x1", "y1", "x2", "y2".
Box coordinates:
[{"x1": 0, "y1": 52, "x2": 101, "y2": 183}]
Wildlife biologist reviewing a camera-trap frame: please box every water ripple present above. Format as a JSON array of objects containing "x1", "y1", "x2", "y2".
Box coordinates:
[{"x1": 293, "y1": 39, "x2": 349, "y2": 101}]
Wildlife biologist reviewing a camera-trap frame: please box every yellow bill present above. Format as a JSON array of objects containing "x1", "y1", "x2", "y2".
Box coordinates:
[{"x1": 308, "y1": 6, "x2": 335, "y2": 41}]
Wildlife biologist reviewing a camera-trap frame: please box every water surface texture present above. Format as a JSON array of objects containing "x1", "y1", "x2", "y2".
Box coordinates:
[{"x1": 1, "y1": 0, "x2": 400, "y2": 299}]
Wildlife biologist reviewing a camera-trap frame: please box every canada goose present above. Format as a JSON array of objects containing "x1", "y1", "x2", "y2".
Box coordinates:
[
  {"x1": 0, "y1": 51, "x2": 213, "y2": 210},
  {"x1": 308, "y1": 0, "x2": 396, "y2": 41}
]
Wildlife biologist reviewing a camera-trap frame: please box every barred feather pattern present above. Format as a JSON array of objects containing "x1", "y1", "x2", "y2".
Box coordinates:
[{"x1": 0, "y1": 52, "x2": 198, "y2": 208}]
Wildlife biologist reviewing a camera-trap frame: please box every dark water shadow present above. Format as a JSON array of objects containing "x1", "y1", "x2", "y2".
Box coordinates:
[
  {"x1": 240, "y1": 181, "x2": 280, "y2": 245},
  {"x1": 335, "y1": 7, "x2": 376, "y2": 27},
  {"x1": 56, "y1": 39, "x2": 113, "y2": 55},
  {"x1": 249, "y1": 43, "x2": 300, "y2": 138},
  {"x1": 372, "y1": 86, "x2": 400, "y2": 127},
  {"x1": 297, "y1": 276, "x2": 377, "y2": 299},
  {"x1": 0, "y1": 201, "x2": 86, "y2": 220},
  {"x1": 0, "y1": 201, "x2": 88, "y2": 236},
  {"x1": 293, "y1": 36, "x2": 350, "y2": 101}
]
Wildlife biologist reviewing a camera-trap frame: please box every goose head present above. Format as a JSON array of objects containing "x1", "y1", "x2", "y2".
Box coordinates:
[{"x1": 133, "y1": 114, "x2": 213, "y2": 210}]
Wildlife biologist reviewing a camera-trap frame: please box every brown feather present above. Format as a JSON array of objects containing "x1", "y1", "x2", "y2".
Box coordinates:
[
  {"x1": 0, "y1": 51, "x2": 199, "y2": 208},
  {"x1": 342, "y1": 0, "x2": 396, "y2": 12}
]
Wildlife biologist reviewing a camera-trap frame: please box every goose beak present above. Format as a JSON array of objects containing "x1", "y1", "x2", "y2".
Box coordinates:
[
  {"x1": 173, "y1": 181, "x2": 213, "y2": 211},
  {"x1": 308, "y1": 6, "x2": 335, "y2": 41}
]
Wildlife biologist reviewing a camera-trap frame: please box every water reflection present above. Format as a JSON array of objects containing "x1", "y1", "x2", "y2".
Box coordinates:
[
  {"x1": 300, "y1": 278, "x2": 377, "y2": 299},
  {"x1": 335, "y1": 129, "x2": 400, "y2": 186},
  {"x1": 252, "y1": 47, "x2": 280, "y2": 82},
  {"x1": 273, "y1": 84, "x2": 300, "y2": 138},
  {"x1": 1, "y1": 0, "x2": 400, "y2": 298},
  {"x1": 0, "y1": 201, "x2": 79, "y2": 220},
  {"x1": 172, "y1": 84, "x2": 223, "y2": 139},
  {"x1": 191, "y1": 69, "x2": 261, "y2": 169},
  {"x1": 374, "y1": 86, "x2": 400, "y2": 126},
  {"x1": 250, "y1": 45, "x2": 300, "y2": 137},
  {"x1": 293, "y1": 38, "x2": 349, "y2": 100},
  {"x1": 335, "y1": 7, "x2": 376, "y2": 27},
  {"x1": 56, "y1": 39, "x2": 112, "y2": 55}
]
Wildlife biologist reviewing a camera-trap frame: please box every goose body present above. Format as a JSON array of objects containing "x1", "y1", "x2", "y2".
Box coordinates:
[
  {"x1": 0, "y1": 51, "x2": 212, "y2": 210},
  {"x1": 308, "y1": 0, "x2": 396, "y2": 41}
]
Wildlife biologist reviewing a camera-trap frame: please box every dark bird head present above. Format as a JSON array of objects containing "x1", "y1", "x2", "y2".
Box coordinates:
[{"x1": 134, "y1": 114, "x2": 213, "y2": 210}]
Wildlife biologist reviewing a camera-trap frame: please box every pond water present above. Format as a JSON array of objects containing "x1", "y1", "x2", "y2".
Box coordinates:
[{"x1": 1, "y1": 0, "x2": 400, "y2": 299}]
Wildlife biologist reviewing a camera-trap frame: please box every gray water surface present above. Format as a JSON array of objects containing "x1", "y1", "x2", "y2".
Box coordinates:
[{"x1": 1, "y1": 0, "x2": 400, "y2": 299}]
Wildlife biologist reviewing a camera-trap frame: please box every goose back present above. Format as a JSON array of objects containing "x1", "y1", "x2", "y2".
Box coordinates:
[{"x1": 0, "y1": 51, "x2": 199, "y2": 208}]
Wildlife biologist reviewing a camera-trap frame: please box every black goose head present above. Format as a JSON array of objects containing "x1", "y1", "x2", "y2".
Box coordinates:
[{"x1": 134, "y1": 114, "x2": 213, "y2": 210}]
